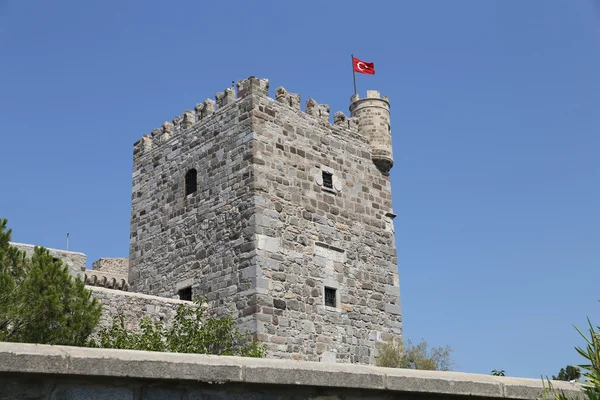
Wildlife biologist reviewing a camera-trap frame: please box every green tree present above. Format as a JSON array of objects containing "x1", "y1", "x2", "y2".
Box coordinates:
[
  {"x1": 553, "y1": 366, "x2": 581, "y2": 382},
  {"x1": 376, "y1": 338, "x2": 454, "y2": 371},
  {"x1": 92, "y1": 298, "x2": 267, "y2": 358},
  {"x1": 492, "y1": 369, "x2": 506, "y2": 376},
  {"x1": 0, "y1": 218, "x2": 101, "y2": 345}
]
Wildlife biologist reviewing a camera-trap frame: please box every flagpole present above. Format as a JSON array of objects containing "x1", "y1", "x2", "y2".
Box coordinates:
[{"x1": 351, "y1": 54, "x2": 357, "y2": 95}]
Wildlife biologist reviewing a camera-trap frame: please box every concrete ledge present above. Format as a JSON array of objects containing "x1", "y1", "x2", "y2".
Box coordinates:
[{"x1": 0, "y1": 343, "x2": 583, "y2": 399}]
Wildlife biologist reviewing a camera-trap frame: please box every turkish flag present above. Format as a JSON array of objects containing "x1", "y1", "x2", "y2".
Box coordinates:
[{"x1": 353, "y1": 56, "x2": 375, "y2": 75}]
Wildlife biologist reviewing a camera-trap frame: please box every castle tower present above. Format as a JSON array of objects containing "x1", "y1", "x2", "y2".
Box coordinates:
[
  {"x1": 129, "y1": 77, "x2": 402, "y2": 364},
  {"x1": 349, "y1": 90, "x2": 393, "y2": 174}
]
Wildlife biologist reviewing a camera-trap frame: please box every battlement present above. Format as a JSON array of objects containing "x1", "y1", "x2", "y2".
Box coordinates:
[
  {"x1": 133, "y1": 77, "x2": 370, "y2": 162},
  {"x1": 84, "y1": 270, "x2": 129, "y2": 291},
  {"x1": 350, "y1": 89, "x2": 390, "y2": 103}
]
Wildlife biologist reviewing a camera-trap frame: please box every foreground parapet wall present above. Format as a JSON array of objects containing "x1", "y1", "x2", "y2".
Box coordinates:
[{"x1": 0, "y1": 343, "x2": 582, "y2": 400}]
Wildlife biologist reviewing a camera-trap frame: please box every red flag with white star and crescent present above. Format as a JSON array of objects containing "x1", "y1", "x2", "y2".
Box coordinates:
[{"x1": 352, "y1": 56, "x2": 375, "y2": 75}]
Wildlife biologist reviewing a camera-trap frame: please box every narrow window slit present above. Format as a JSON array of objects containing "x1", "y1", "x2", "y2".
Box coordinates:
[
  {"x1": 324, "y1": 287, "x2": 336, "y2": 307},
  {"x1": 178, "y1": 286, "x2": 193, "y2": 301},
  {"x1": 185, "y1": 169, "x2": 197, "y2": 196},
  {"x1": 322, "y1": 171, "x2": 333, "y2": 190}
]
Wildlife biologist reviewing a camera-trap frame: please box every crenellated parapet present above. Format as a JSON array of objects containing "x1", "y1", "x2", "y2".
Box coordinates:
[
  {"x1": 84, "y1": 271, "x2": 129, "y2": 291},
  {"x1": 332, "y1": 111, "x2": 359, "y2": 133},
  {"x1": 275, "y1": 87, "x2": 301, "y2": 110},
  {"x1": 132, "y1": 76, "x2": 386, "y2": 165},
  {"x1": 195, "y1": 98, "x2": 216, "y2": 120},
  {"x1": 271, "y1": 86, "x2": 361, "y2": 135},
  {"x1": 132, "y1": 78, "x2": 268, "y2": 163},
  {"x1": 215, "y1": 87, "x2": 236, "y2": 108},
  {"x1": 236, "y1": 76, "x2": 270, "y2": 98},
  {"x1": 305, "y1": 98, "x2": 330, "y2": 122},
  {"x1": 133, "y1": 135, "x2": 153, "y2": 161}
]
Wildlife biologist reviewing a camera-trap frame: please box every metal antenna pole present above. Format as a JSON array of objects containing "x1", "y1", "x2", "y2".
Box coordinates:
[{"x1": 66, "y1": 233, "x2": 69, "y2": 251}]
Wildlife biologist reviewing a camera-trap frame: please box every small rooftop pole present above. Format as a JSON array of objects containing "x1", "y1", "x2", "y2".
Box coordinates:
[
  {"x1": 351, "y1": 54, "x2": 357, "y2": 95},
  {"x1": 66, "y1": 233, "x2": 69, "y2": 251}
]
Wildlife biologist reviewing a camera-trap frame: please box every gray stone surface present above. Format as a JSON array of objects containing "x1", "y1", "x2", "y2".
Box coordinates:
[
  {"x1": 89, "y1": 286, "x2": 192, "y2": 332},
  {"x1": 9, "y1": 242, "x2": 86, "y2": 280},
  {"x1": 128, "y1": 76, "x2": 402, "y2": 364},
  {"x1": 0, "y1": 343, "x2": 584, "y2": 400},
  {"x1": 92, "y1": 257, "x2": 129, "y2": 275}
]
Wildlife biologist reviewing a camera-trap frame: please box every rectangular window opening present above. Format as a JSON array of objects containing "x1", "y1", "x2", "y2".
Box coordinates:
[
  {"x1": 324, "y1": 287, "x2": 337, "y2": 307},
  {"x1": 178, "y1": 286, "x2": 193, "y2": 301},
  {"x1": 185, "y1": 169, "x2": 197, "y2": 196},
  {"x1": 322, "y1": 171, "x2": 333, "y2": 189}
]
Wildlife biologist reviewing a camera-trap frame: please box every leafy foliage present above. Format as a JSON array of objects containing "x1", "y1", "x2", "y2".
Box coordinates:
[
  {"x1": 376, "y1": 338, "x2": 454, "y2": 371},
  {"x1": 0, "y1": 218, "x2": 101, "y2": 345},
  {"x1": 492, "y1": 369, "x2": 506, "y2": 376},
  {"x1": 572, "y1": 318, "x2": 600, "y2": 399},
  {"x1": 541, "y1": 302, "x2": 600, "y2": 400},
  {"x1": 91, "y1": 298, "x2": 267, "y2": 358},
  {"x1": 553, "y1": 366, "x2": 581, "y2": 382}
]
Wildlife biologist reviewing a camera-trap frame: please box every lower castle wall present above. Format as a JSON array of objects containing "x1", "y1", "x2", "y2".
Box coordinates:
[
  {"x1": 92, "y1": 257, "x2": 129, "y2": 276},
  {"x1": 9, "y1": 242, "x2": 86, "y2": 280},
  {"x1": 89, "y1": 287, "x2": 191, "y2": 332}
]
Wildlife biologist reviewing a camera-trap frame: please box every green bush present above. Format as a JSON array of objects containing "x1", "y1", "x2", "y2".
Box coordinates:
[
  {"x1": 376, "y1": 338, "x2": 454, "y2": 371},
  {"x1": 91, "y1": 298, "x2": 267, "y2": 358}
]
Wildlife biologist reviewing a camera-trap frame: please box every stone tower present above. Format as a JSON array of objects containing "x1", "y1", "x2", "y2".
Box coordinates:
[
  {"x1": 349, "y1": 90, "x2": 393, "y2": 175},
  {"x1": 129, "y1": 77, "x2": 401, "y2": 364}
]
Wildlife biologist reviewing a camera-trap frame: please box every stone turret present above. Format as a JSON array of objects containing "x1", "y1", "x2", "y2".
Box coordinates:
[{"x1": 349, "y1": 90, "x2": 393, "y2": 174}]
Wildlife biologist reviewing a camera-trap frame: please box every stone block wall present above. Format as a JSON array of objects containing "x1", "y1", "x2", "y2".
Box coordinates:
[
  {"x1": 128, "y1": 84, "x2": 258, "y2": 318},
  {"x1": 9, "y1": 242, "x2": 86, "y2": 279},
  {"x1": 89, "y1": 286, "x2": 191, "y2": 332},
  {"x1": 93, "y1": 257, "x2": 129, "y2": 275},
  {"x1": 249, "y1": 88, "x2": 401, "y2": 363}
]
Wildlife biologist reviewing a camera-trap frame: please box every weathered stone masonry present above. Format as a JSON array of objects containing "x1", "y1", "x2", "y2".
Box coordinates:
[
  {"x1": 9, "y1": 242, "x2": 86, "y2": 280},
  {"x1": 129, "y1": 76, "x2": 402, "y2": 364},
  {"x1": 89, "y1": 286, "x2": 188, "y2": 332}
]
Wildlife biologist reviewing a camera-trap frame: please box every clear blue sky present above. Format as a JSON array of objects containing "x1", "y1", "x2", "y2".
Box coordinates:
[{"x1": 0, "y1": 0, "x2": 598, "y2": 379}]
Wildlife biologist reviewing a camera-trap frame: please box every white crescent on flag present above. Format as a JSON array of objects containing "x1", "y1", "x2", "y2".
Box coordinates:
[{"x1": 352, "y1": 56, "x2": 375, "y2": 75}]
